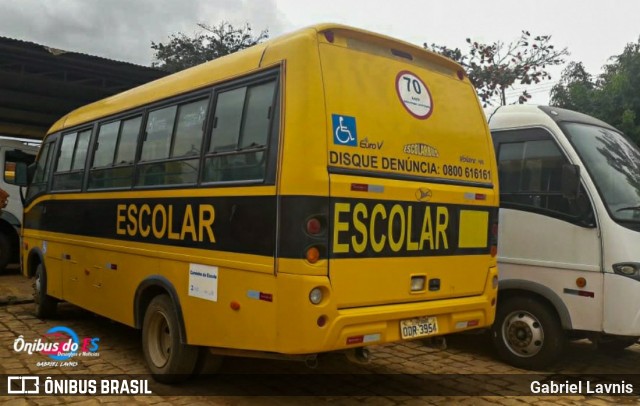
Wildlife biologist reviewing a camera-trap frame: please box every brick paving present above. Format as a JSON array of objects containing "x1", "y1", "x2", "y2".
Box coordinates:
[
  {"x1": 1, "y1": 271, "x2": 640, "y2": 404},
  {"x1": 0, "y1": 268, "x2": 32, "y2": 305}
]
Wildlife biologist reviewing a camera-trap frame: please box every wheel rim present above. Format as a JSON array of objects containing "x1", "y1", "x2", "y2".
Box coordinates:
[
  {"x1": 147, "y1": 309, "x2": 172, "y2": 368},
  {"x1": 501, "y1": 310, "x2": 544, "y2": 358}
]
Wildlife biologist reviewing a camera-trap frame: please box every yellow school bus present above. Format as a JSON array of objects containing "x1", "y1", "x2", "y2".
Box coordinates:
[{"x1": 19, "y1": 24, "x2": 499, "y2": 382}]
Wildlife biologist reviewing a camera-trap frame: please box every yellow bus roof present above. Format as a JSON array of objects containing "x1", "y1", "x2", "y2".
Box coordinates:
[{"x1": 48, "y1": 23, "x2": 463, "y2": 135}]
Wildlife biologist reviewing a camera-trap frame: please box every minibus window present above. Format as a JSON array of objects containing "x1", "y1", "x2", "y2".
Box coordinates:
[
  {"x1": 52, "y1": 129, "x2": 92, "y2": 191},
  {"x1": 89, "y1": 116, "x2": 142, "y2": 189},
  {"x1": 564, "y1": 122, "x2": 640, "y2": 221},
  {"x1": 116, "y1": 117, "x2": 142, "y2": 164},
  {"x1": 57, "y1": 132, "x2": 77, "y2": 172},
  {"x1": 26, "y1": 142, "x2": 53, "y2": 199},
  {"x1": 497, "y1": 132, "x2": 587, "y2": 219},
  {"x1": 240, "y1": 81, "x2": 276, "y2": 149},
  {"x1": 135, "y1": 97, "x2": 209, "y2": 187},
  {"x1": 204, "y1": 79, "x2": 276, "y2": 183},
  {"x1": 73, "y1": 130, "x2": 91, "y2": 171},
  {"x1": 210, "y1": 87, "x2": 246, "y2": 153},
  {"x1": 93, "y1": 121, "x2": 119, "y2": 168},
  {"x1": 141, "y1": 106, "x2": 177, "y2": 161},
  {"x1": 172, "y1": 99, "x2": 208, "y2": 157}
]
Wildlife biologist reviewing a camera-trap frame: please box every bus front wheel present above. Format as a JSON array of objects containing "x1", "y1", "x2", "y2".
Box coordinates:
[
  {"x1": 142, "y1": 294, "x2": 198, "y2": 383},
  {"x1": 34, "y1": 264, "x2": 57, "y2": 318},
  {"x1": 492, "y1": 296, "x2": 566, "y2": 370}
]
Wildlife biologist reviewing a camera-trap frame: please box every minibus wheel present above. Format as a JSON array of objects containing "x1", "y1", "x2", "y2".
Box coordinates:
[
  {"x1": 142, "y1": 294, "x2": 198, "y2": 383},
  {"x1": 34, "y1": 263, "x2": 57, "y2": 318},
  {"x1": 492, "y1": 296, "x2": 566, "y2": 369}
]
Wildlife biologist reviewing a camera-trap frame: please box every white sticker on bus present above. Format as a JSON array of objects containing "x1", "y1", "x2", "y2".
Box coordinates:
[
  {"x1": 188, "y1": 264, "x2": 218, "y2": 302},
  {"x1": 395, "y1": 71, "x2": 433, "y2": 119}
]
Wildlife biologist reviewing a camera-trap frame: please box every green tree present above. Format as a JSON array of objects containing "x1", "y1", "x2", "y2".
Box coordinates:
[
  {"x1": 151, "y1": 22, "x2": 269, "y2": 73},
  {"x1": 548, "y1": 62, "x2": 594, "y2": 111},
  {"x1": 428, "y1": 32, "x2": 569, "y2": 106},
  {"x1": 550, "y1": 39, "x2": 640, "y2": 145}
]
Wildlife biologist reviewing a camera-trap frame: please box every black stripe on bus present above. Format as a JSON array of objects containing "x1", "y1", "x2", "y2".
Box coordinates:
[
  {"x1": 325, "y1": 197, "x2": 496, "y2": 259},
  {"x1": 25, "y1": 196, "x2": 279, "y2": 257},
  {"x1": 24, "y1": 195, "x2": 496, "y2": 260}
]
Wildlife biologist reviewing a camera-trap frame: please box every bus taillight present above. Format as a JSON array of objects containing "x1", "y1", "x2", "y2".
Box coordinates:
[
  {"x1": 306, "y1": 247, "x2": 321, "y2": 263},
  {"x1": 306, "y1": 218, "x2": 322, "y2": 235},
  {"x1": 490, "y1": 220, "x2": 499, "y2": 257},
  {"x1": 302, "y1": 214, "x2": 326, "y2": 263}
]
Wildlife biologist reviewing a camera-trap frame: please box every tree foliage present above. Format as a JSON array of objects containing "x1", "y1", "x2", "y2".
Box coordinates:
[
  {"x1": 550, "y1": 39, "x2": 640, "y2": 145},
  {"x1": 428, "y1": 32, "x2": 569, "y2": 106},
  {"x1": 151, "y1": 22, "x2": 269, "y2": 73},
  {"x1": 548, "y1": 62, "x2": 594, "y2": 112}
]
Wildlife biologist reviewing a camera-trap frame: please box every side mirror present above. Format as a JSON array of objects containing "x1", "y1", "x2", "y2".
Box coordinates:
[
  {"x1": 14, "y1": 162, "x2": 29, "y2": 187},
  {"x1": 562, "y1": 163, "x2": 580, "y2": 199}
]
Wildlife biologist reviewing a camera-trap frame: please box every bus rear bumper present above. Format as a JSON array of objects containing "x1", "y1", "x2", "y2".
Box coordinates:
[
  {"x1": 323, "y1": 293, "x2": 494, "y2": 352},
  {"x1": 275, "y1": 266, "x2": 498, "y2": 354}
]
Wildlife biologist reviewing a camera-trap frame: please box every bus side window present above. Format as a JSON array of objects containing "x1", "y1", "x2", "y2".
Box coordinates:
[
  {"x1": 203, "y1": 80, "x2": 276, "y2": 183},
  {"x1": 136, "y1": 98, "x2": 208, "y2": 187},
  {"x1": 26, "y1": 141, "x2": 54, "y2": 200},
  {"x1": 52, "y1": 129, "x2": 91, "y2": 191},
  {"x1": 89, "y1": 116, "x2": 140, "y2": 189}
]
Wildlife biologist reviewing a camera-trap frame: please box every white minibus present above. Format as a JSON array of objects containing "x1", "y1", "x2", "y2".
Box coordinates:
[
  {"x1": 487, "y1": 105, "x2": 640, "y2": 369},
  {"x1": 0, "y1": 137, "x2": 38, "y2": 272}
]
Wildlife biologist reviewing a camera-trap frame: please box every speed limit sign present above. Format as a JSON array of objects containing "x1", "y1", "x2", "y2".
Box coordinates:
[{"x1": 396, "y1": 71, "x2": 433, "y2": 119}]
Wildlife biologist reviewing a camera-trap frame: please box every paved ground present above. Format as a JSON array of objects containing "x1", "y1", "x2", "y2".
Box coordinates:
[
  {"x1": 0, "y1": 266, "x2": 32, "y2": 305},
  {"x1": 1, "y1": 269, "x2": 640, "y2": 405}
]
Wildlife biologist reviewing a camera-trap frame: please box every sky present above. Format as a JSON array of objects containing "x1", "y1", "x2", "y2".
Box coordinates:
[{"x1": 1, "y1": 0, "x2": 639, "y2": 105}]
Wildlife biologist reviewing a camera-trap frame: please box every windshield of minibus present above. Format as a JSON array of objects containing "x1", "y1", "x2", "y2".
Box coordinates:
[{"x1": 563, "y1": 122, "x2": 640, "y2": 222}]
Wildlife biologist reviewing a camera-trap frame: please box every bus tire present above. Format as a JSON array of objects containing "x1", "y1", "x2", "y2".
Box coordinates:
[
  {"x1": 492, "y1": 296, "x2": 566, "y2": 370},
  {"x1": 34, "y1": 263, "x2": 57, "y2": 318},
  {"x1": 0, "y1": 232, "x2": 12, "y2": 273},
  {"x1": 192, "y1": 347, "x2": 223, "y2": 376},
  {"x1": 142, "y1": 294, "x2": 198, "y2": 383}
]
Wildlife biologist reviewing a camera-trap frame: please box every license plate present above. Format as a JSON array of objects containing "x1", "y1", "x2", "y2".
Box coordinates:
[{"x1": 400, "y1": 316, "x2": 438, "y2": 339}]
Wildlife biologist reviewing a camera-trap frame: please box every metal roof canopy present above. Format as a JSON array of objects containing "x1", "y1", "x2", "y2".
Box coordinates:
[{"x1": 0, "y1": 36, "x2": 167, "y2": 140}]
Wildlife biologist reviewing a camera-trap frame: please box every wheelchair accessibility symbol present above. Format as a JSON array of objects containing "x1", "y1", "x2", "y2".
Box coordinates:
[{"x1": 332, "y1": 114, "x2": 357, "y2": 146}]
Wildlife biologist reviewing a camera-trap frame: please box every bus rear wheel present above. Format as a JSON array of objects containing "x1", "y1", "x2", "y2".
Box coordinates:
[
  {"x1": 142, "y1": 294, "x2": 198, "y2": 383},
  {"x1": 34, "y1": 264, "x2": 57, "y2": 318},
  {"x1": 492, "y1": 296, "x2": 566, "y2": 370}
]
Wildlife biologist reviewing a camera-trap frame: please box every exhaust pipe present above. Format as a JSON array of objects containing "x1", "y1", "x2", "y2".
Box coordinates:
[{"x1": 345, "y1": 347, "x2": 371, "y2": 364}]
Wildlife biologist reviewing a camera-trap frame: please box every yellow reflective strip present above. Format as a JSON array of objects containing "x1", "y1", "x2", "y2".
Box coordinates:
[{"x1": 458, "y1": 210, "x2": 488, "y2": 248}]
